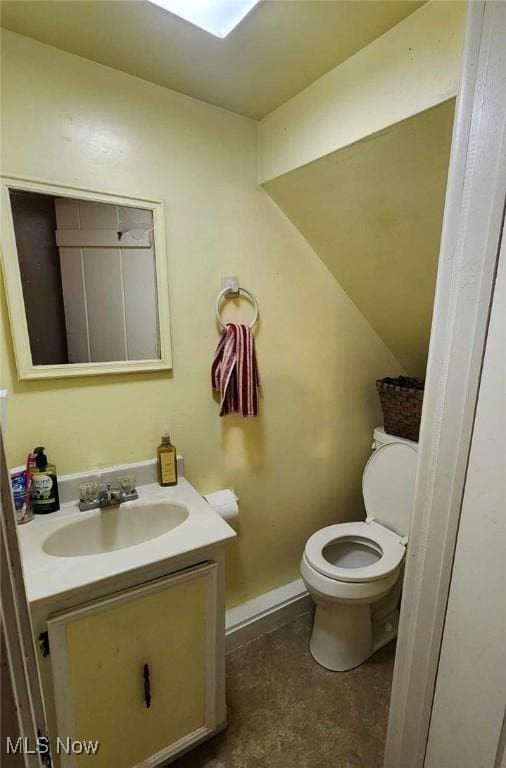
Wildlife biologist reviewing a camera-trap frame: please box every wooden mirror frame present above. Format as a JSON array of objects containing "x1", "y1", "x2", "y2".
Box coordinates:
[{"x1": 0, "y1": 175, "x2": 172, "y2": 380}]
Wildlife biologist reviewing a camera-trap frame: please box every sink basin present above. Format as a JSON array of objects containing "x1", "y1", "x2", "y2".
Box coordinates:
[{"x1": 42, "y1": 500, "x2": 189, "y2": 557}]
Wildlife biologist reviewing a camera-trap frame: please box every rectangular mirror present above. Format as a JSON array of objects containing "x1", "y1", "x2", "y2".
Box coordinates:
[{"x1": 1, "y1": 177, "x2": 171, "y2": 379}]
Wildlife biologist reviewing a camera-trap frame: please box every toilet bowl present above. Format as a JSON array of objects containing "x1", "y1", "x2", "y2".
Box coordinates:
[{"x1": 301, "y1": 436, "x2": 418, "y2": 671}]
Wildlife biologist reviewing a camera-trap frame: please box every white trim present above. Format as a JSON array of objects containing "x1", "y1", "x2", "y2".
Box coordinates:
[
  {"x1": 0, "y1": 174, "x2": 173, "y2": 379},
  {"x1": 225, "y1": 578, "x2": 313, "y2": 653},
  {"x1": 133, "y1": 725, "x2": 213, "y2": 768},
  {"x1": 384, "y1": 3, "x2": 506, "y2": 767},
  {"x1": 0, "y1": 390, "x2": 7, "y2": 432},
  {"x1": 0, "y1": 429, "x2": 49, "y2": 766}
]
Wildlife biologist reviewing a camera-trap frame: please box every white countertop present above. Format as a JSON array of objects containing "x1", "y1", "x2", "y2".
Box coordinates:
[{"x1": 18, "y1": 478, "x2": 236, "y2": 607}]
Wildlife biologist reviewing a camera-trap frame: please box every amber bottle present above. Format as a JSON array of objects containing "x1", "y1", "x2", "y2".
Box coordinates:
[{"x1": 157, "y1": 430, "x2": 177, "y2": 487}]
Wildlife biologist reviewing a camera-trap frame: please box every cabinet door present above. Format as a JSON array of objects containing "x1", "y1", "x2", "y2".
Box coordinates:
[{"x1": 47, "y1": 563, "x2": 218, "y2": 768}]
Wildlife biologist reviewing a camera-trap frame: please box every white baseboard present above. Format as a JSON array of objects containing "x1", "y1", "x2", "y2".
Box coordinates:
[{"x1": 225, "y1": 578, "x2": 313, "y2": 653}]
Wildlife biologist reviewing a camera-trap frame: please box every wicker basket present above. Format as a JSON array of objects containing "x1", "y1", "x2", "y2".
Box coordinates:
[{"x1": 376, "y1": 376, "x2": 424, "y2": 442}]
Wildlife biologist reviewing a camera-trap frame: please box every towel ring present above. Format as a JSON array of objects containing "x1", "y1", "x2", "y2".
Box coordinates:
[{"x1": 215, "y1": 286, "x2": 259, "y2": 330}]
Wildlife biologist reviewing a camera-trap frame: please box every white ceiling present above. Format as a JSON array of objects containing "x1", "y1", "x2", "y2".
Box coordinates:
[{"x1": 0, "y1": 1, "x2": 425, "y2": 119}]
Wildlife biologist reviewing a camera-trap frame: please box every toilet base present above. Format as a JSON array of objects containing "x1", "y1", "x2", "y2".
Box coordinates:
[{"x1": 309, "y1": 602, "x2": 399, "y2": 671}]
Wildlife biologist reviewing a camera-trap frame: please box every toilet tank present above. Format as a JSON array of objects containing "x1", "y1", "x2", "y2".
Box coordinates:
[{"x1": 373, "y1": 426, "x2": 418, "y2": 451}]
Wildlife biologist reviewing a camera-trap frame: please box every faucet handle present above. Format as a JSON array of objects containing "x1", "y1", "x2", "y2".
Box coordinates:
[
  {"x1": 79, "y1": 481, "x2": 98, "y2": 504},
  {"x1": 78, "y1": 473, "x2": 137, "y2": 510},
  {"x1": 119, "y1": 474, "x2": 136, "y2": 495}
]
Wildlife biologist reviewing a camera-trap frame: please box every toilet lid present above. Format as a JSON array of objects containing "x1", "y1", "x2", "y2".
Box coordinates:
[{"x1": 362, "y1": 442, "x2": 418, "y2": 538}]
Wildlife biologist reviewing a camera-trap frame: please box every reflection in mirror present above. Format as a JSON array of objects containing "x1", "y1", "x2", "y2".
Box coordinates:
[{"x1": 9, "y1": 190, "x2": 160, "y2": 365}]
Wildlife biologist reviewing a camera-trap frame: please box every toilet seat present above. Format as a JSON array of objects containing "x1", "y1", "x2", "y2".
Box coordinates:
[
  {"x1": 300, "y1": 435, "x2": 418, "y2": 670},
  {"x1": 304, "y1": 521, "x2": 405, "y2": 583}
]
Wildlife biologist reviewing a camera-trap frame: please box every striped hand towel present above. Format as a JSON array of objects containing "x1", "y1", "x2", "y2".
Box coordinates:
[{"x1": 211, "y1": 323, "x2": 260, "y2": 417}]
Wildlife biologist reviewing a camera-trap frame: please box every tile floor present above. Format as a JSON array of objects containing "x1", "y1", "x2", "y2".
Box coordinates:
[{"x1": 174, "y1": 611, "x2": 395, "y2": 768}]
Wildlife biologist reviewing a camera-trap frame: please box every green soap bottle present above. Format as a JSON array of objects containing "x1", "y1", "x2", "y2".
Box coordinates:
[{"x1": 30, "y1": 447, "x2": 60, "y2": 514}]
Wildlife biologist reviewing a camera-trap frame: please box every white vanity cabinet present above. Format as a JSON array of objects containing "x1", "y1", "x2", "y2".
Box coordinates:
[
  {"x1": 45, "y1": 562, "x2": 222, "y2": 768},
  {"x1": 19, "y1": 472, "x2": 235, "y2": 768}
]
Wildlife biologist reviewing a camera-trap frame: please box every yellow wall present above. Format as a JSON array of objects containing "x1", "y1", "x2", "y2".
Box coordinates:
[
  {"x1": 0, "y1": 31, "x2": 401, "y2": 606},
  {"x1": 258, "y1": 0, "x2": 464, "y2": 183},
  {"x1": 264, "y1": 101, "x2": 455, "y2": 374}
]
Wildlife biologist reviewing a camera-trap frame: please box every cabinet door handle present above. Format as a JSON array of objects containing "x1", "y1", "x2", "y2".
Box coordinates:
[{"x1": 143, "y1": 663, "x2": 151, "y2": 708}]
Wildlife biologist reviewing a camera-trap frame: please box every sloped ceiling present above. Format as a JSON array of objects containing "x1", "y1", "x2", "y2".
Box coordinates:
[
  {"x1": 0, "y1": 0, "x2": 425, "y2": 119},
  {"x1": 263, "y1": 100, "x2": 455, "y2": 374}
]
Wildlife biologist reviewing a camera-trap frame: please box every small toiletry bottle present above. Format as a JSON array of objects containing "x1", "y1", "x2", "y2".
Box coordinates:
[
  {"x1": 157, "y1": 429, "x2": 178, "y2": 487},
  {"x1": 10, "y1": 466, "x2": 34, "y2": 525},
  {"x1": 30, "y1": 447, "x2": 60, "y2": 514}
]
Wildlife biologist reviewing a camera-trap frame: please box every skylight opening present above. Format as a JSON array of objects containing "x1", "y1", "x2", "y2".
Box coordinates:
[{"x1": 148, "y1": 0, "x2": 261, "y2": 39}]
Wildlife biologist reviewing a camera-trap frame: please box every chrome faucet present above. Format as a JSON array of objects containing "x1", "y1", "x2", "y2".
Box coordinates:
[
  {"x1": 79, "y1": 478, "x2": 138, "y2": 511},
  {"x1": 99, "y1": 481, "x2": 121, "y2": 508}
]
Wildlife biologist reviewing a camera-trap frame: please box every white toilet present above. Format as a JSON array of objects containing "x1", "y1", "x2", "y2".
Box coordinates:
[{"x1": 300, "y1": 427, "x2": 418, "y2": 671}]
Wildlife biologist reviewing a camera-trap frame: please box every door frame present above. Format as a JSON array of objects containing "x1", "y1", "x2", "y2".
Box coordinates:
[
  {"x1": 1, "y1": 425, "x2": 49, "y2": 767},
  {"x1": 384, "y1": 2, "x2": 506, "y2": 766}
]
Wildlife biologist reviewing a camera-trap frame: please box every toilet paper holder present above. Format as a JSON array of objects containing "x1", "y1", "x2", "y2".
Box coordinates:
[{"x1": 203, "y1": 488, "x2": 239, "y2": 524}]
